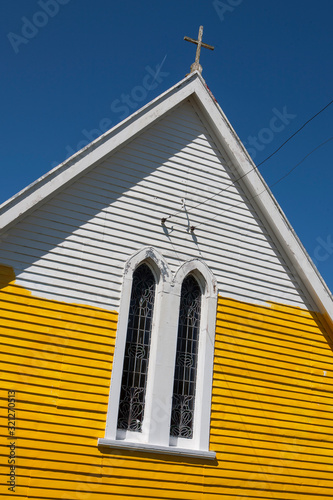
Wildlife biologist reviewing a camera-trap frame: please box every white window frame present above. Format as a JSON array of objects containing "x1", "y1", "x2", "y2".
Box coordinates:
[
  {"x1": 99, "y1": 249, "x2": 217, "y2": 460},
  {"x1": 169, "y1": 260, "x2": 218, "y2": 452},
  {"x1": 103, "y1": 247, "x2": 171, "y2": 444}
]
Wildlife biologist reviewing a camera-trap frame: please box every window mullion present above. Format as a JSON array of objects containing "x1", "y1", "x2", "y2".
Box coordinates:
[{"x1": 143, "y1": 287, "x2": 179, "y2": 446}]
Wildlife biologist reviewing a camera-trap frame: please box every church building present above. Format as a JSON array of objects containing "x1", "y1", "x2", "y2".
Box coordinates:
[{"x1": 1, "y1": 30, "x2": 333, "y2": 499}]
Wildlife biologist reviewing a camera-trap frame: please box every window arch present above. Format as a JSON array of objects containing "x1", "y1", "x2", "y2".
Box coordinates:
[
  {"x1": 171, "y1": 274, "x2": 202, "y2": 439},
  {"x1": 117, "y1": 263, "x2": 156, "y2": 432},
  {"x1": 171, "y1": 260, "x2": 217, "y2": 451},
  {"x1": 101, "y1": 251, "x2": 217, "y2": 459},
  {"x1": 104, "y1": 247, "x2": 171, "y2": 443}
]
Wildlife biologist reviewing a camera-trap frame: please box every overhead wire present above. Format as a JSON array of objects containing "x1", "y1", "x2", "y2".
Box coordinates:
[
  {"x1": 162, "y1": 98, "x2": 333, "y2": 224},
  {"x1": 257, "y1": 99, "x2": 333, "y2": 167},
  {"x1": 269, "y1": 136, "x2": 333, "y2": 188},
  {"x1": 194, "y1": 136, "x2": 333, "y2": 230}
]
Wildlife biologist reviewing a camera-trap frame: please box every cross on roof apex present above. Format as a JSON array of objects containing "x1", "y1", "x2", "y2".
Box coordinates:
[{"x1": 184, "y1": 25, "x2": 214, "y2": 74}]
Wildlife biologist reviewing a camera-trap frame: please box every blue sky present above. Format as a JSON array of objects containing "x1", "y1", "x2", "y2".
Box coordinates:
[{"x1": 1, "y1": 0, "x2": 333, "y2": 290}]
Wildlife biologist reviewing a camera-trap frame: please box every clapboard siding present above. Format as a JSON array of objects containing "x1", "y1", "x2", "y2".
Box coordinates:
[
  {"x1": 0, "y1": 101, "x2": 312, "y2": 309},
  {"x1": 1, "y1": 270, "x2": 333, "y2": 499},
  {"x1": 39, "y1": 198, "x2": 273, "y2": 246},
  {"x1": 1, "y1": 243, "x2": 303, "y2": 306},
  {"x1": 12, "y1": 210, "x2": 283, "y2": 264},
  {"x1": 7, "y1": 219, "x2": 285, "y2": 272}
]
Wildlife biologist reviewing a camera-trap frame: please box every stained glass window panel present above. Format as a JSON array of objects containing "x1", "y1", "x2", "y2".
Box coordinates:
[
  {"x1": 117, "y1": 264, "x2": 155, "y2": 432},
  {"x1": 170, "y1": 275, "x2": 201, "y2": 438}
]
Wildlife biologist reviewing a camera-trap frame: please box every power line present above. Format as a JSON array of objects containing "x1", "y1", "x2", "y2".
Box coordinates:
[
  {"x1": 257, "y1": 99, "x2": 333, "y2": 167},
  {"x1": 194, "y1": 136, "x2": 333, "y2": 230},
  {"x1": 270, "y1": 136, "x2": 333, "y2": 188},
  {"x1": 163, "y1": 98, "x2": 333, "y2": 224}
]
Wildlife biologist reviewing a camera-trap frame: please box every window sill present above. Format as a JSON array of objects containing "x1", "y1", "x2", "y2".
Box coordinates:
[{"x1": 97, "y1": 438, "x2": 216, "y2": 460}]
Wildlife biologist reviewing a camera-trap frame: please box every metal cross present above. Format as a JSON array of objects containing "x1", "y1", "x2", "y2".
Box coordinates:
[{"x1": 184, "y1": 26, "x2": 214, "y2": 74}]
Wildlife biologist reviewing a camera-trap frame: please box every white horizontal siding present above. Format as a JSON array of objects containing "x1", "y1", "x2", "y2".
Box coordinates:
[
  {"x1": 4, "y1": 227, "x2": 299, "y2": 288},
  {"x1": 5, "y1": 211, "x2": 292, "y2": 277},
  {"x1": 0, "y1": 101, "x2": 312, "y2": 310}
]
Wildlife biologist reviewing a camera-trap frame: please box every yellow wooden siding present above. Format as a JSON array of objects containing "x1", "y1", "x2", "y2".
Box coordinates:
[{"x1": 1, "y1": 265, "x2": 333, "y2": 499}]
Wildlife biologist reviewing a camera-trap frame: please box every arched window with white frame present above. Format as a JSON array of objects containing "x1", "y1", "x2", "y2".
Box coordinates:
[
  {"x1": 170, "y1": 274, "x2": 202, "y2": 439},
  {"x1": 101, "y1": 252, "x2": 217, "y2": 460},
  {"x1": 103, "y1": 247, "x2": 171, "y2": 444},
  {"x1": 117, "y1": 263, "x2": 156, "y2": 432},
  {"x1": 169, "y1": 262, "x2": 217, "y2": 452}
]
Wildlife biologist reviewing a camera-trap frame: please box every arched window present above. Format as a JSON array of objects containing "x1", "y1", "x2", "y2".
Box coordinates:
[
  {"x1": 117, "y1": 263, "x2": 155, "y2": 432},
  {"x1": 170, "y1": 274, "x2": 201, "y2": 439},
  {"x1": 101, "y1": 251, "x2": 217, "y2": 459}
]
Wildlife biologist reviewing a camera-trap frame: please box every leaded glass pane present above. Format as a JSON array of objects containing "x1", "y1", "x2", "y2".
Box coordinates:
[
  {"x1": 170, "y1": 275, "x2": 201, "y2": 438},
  {"x1": 117, "y1": 264, "x2": 155, "y2": 432}
]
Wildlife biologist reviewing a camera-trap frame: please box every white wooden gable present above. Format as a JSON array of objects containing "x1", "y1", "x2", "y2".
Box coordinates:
[{"x1": 0, "y1": 72, "x2": 332, "y2": 326}]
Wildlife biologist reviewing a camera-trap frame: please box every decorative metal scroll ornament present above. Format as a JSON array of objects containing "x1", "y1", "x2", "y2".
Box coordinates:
[
  {"x1": 117, "y1": 264, "x2": 155, "y2": 432},
  {"x1": 170, "y1": 275, "x2": 201, "y2": 438}
]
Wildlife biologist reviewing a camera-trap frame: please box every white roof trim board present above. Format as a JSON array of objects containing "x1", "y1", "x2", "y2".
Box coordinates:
[{"x1": 1, "y1": 71, "x2": 332, "y2": 327}]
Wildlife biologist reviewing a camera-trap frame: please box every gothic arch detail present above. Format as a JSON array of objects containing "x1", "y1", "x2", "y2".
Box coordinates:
[{"x1": 104, "y1": 251, "x2": 217, "y2": 455}]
